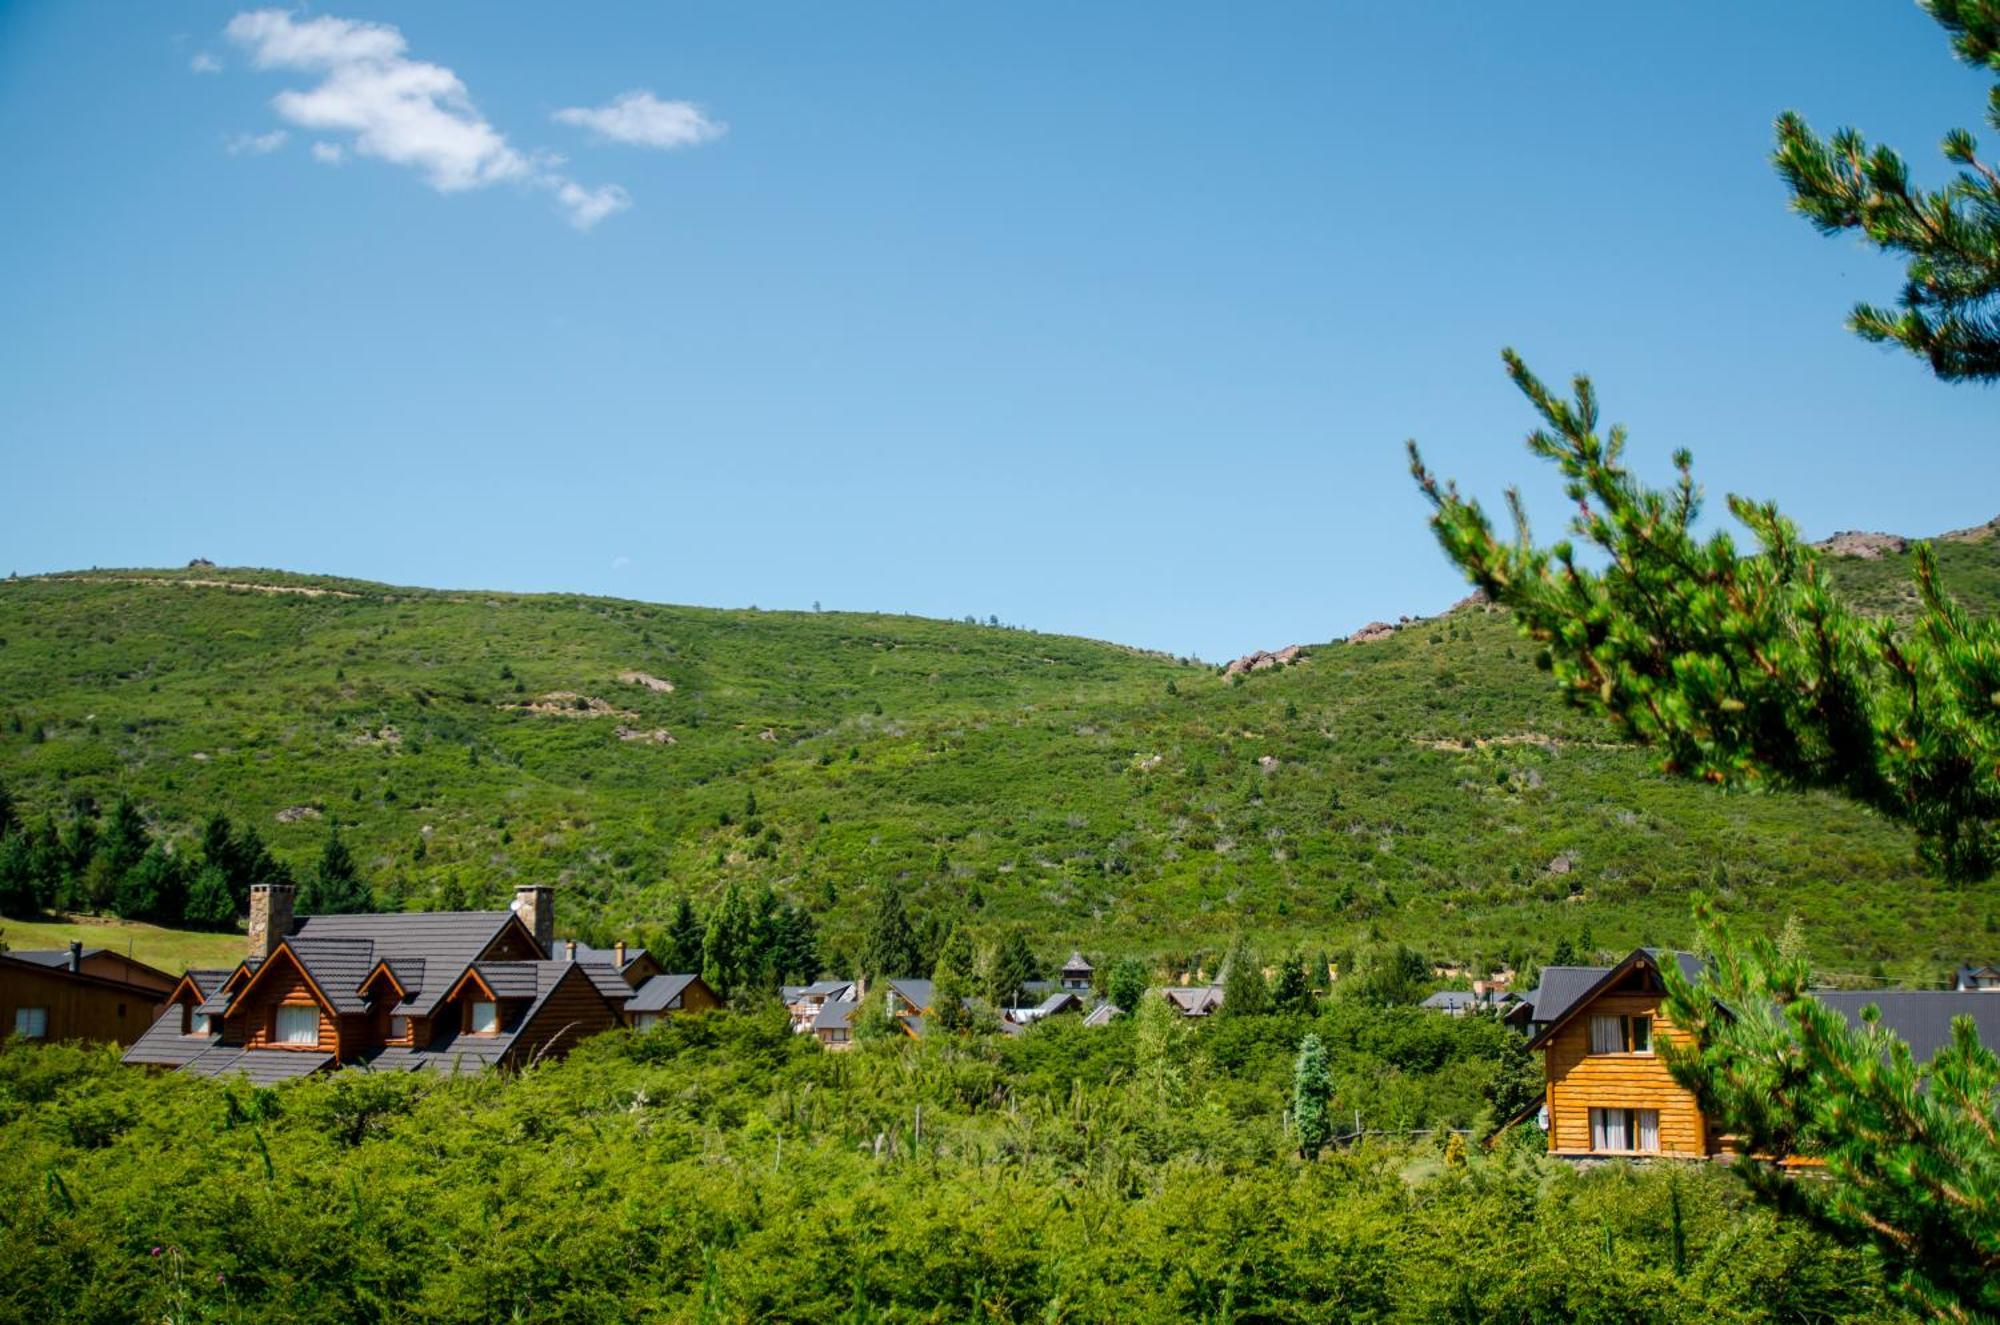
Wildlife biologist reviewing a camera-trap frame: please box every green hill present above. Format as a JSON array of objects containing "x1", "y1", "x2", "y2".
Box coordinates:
[{"x1": 3, "y1": 525, "x2": 1996, "y2": 979}]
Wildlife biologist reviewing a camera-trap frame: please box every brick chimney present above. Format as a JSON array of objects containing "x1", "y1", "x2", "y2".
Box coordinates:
[
  {"x1": 512, "y1": 885, "x2": 554, "y2": 958},
  {"x1": 248, "y1": 883, "x2": 295, "y2": 961}
]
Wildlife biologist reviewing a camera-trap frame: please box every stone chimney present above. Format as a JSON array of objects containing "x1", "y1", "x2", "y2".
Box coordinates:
[
  {"x1": 248, "y1": 883, "x2": 295, "y2": 961},
  {"x1": 68, "y1": 940, "x2": 83, "y2": 973},
  {"x1": 512, "y1": 885, "x2": 554, "y2": 957}
]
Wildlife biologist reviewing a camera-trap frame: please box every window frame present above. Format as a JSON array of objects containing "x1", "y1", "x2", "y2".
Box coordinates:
[
  {"x1": 1588, "y1": 1106, "x2": 1661, "y2": 1153},
  {"x1": 274, "y1": 1003, "x2": 320, "y2": 1047},
  {"x1": 468, "y1": 1000, "x2": 501, "y2": 1035},
  {"x1": 1587, "y1": 1013, "x2": 1654, "y2": 1055},
  {"x1": 14, "y1": 1006, "x2": 49, "y2": 1039}
]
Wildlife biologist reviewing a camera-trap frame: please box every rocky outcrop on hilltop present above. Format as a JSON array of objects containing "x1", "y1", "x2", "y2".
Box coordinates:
[
  {"x1": 1814, "y1": 530, "x2": 1908, "y2": 560},
  {"x1": 1223, "y1": 644, "x2": 1305, "y2": 676}
]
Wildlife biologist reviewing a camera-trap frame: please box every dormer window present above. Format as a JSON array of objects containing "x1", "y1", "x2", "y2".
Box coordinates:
[
  {"x1": 275, "y1": 1004, "x2": 320, "y2": 1046},
  {"x1": 182, "y1": 1005, "x2": 211, "y2": 1036},
  {"x1": 390, "y1": 1015, "x2": 410, "y2": 1041},
  {"x1": 469, "y1": 1000, "x2": 500, "y2": 1035}
]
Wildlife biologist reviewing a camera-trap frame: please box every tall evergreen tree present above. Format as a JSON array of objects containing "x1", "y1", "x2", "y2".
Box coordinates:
[
  {"x1": 769, "y1": 904, "x2": 821, "y2": 985},
  {"x1": 1270, "y1": 952, "x2": 1312, "y2": 1015},
  {"x1": 929, "y1": 926, "x2": 977, "y2": 1034},
  {"x1": 665, "y1": 895, "x2": 704, "y2": 973},
  {"x1": 99, "y1": 796, "x2": 148, "y2": 884},
  {"x1": 0, "y1": 779, "x2": 16, "y2": 839},
  {"x1": 1221, "y1": 936, "x2": 1267, "y2": 1017},
  {"x1": 183, "y1": 865, "x2": 237, "y2": 932},
  {"x1": 701, "y1": 880, "x2": 759, "y2": 1000},
  {"x1": 1292, "y1": 1032, "x2": 1333, "y2": 1159},
  {"x1": 983, "y1": 926, "x2": 1037, "y2": 1009},
  {"x1": 862, "y1": 887, "x2": 922, "y2": 984},
  {"x1": 299, "y1": 828, "x2": 371, "y2": 915},
  {"x1": 114, "y1": 846, "x2": 187, "y2": 925}
]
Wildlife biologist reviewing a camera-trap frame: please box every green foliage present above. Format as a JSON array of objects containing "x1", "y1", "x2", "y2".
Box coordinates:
[
  {"x1": 1221, "y1": 934, "x2": 1267, "y2": 1016},
  {"x1": 1663, "y1": 910, "x2": 2000, "y2": 1323},
  {"x1": 0, "y1": 1014, "x2": 1916, "y2": 1322},
  {"x1": 1270, "y1": 951, "x2": 1313, "y2": 1014},
  {"x1": 1411, "y1": 353, "x2": 2000, "y2": 880},
  {"x1": 1774, "y1": 0, "x2": 2000, "y2": 380},
  {"x1": 701, "y1": 879, "x2": 760, "y2": 999},
  {"x1": 929, "y1": 926, "x2": 977, "y2": 1034},
  {"x1": 1292, "y1": 1031, "x2": 1333, "y2": 1157},
  {"x1": 983, "y1": 926, "x2": 1037, "y2": 1009},
  {"x1": 1107, "y1": 957, "x2": 1147, "y2": 1016},
  {"x1": 862, "y1": 887, "x2": 920, "y2": 985},
  {"x1": 4, "y1": 568, "x2": 1996, "y2": 971},
  {"x1": 298, "y1": 827, "x2": 370, "y2": 915}
]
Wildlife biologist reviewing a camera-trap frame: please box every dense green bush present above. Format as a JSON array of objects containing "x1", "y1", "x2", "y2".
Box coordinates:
[{"x1": 0, "y1": 1009, "x2": 1911, "y2": 1323}]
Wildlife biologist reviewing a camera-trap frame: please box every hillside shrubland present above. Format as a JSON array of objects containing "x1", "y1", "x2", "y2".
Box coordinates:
[{"x1": 1, "y1": 535, "x2": 1996, "y2": 981}]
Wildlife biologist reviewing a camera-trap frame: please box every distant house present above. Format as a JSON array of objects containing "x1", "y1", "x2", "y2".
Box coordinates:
[
  {"x1": 2, "y1": 942, "x2": 176, "y2": 1047},
  {"x1": 1527, "y1": 947, "x2": 2000, "y2": 1159},
  {"x1": 1955, "y1": 962, "x2": 2000, "y2": 992},
  {"x1": 811, "y1": 999, "x2": 859, "y2": 1049},
  {"x1": 1161, "y1": 985, "x2": 1224, "y2": 1018},
  {"x1": 1009, "y1": 990, "x2": 1086, "y2": 1026},
  {"x1": 1081, "y1": 1001, "x2": 1120, "y2": 1027},
  {"x1": 1419, "y1": 988, "x2": 1518, "y2": 1017},
  {"x1": 1059, "y1": 951, "x2": 1094, "y2": 993},
  {"x1": 124, "y1": 884, "x2": 713, "y2": 1080},
  {"x1": 784, "y1": 980, "x2": 856, "y2": 1033}
]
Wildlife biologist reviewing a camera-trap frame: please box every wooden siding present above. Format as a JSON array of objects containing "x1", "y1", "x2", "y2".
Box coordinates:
[
  {"x1": 76, "y1": 952, "x2": 177, "y2": 995},
  {"x1": 233, "y1": 956, "x2": 340, "y2": 1055},
  {"x1": 503, "y1": 969, "x2": 617, "y2": 1069},
  {"x1": 679, "y1": 981, "x2": 721, "y2": 1013},
  {"x1": 1544, "y1": 991, "x2": 1710, "y2": 1156},
  {"x1": 0, "y1": 962, "x2": 158, "y2": 1047}
]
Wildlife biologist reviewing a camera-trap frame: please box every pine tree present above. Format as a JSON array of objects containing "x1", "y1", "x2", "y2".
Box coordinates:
[
  {"x1": 863, "y1": 888, "x2": 922, "y2": 984},
  {"x1": 1270, "y1": 952, "x2": 1312, "y2": 1015},
  {"x1": 0, "y1": 778, "x2": 16, "y2": 839},
  {"x1": 0, "y1": 831, "x2": 39, "y2": 918},
  {"x1": 665, "y1": 896, "x2": 704, "y2": 973},
  {"x1": 930, "y1": 926, "x2": 977, "y2": 1034},
  {"x1": 1134, "y1": 990, "x2": 1188, "y2": 1105},
  {"x1": 702, "y1": 880, "x2": 759, "y2": 999},
  {"x1": 983, "y1": 926, "x2": 1037, "y2": 1009},
  {"x1": 99, "y1": 796, "x2": 148, "y2": 884},
  {"x1": 300, "y1": 828, "x2": 370, "y2": 915},
  {"x1": 1292, "y1": 1032, "x2": 1333, "y2": 1159},
  {"x1": 1776, "y1": 913, "x2": 1809, "y2": 966},
  {"x1": 1774, "y1": 1, "x2": 2000, "y2": 381},
  {"x1": 114, "y1": 846, "x2": 187, "y2": 925},
  {"x1": 1221, "y1": 936, "x2": 1267, "y2": 1017}
]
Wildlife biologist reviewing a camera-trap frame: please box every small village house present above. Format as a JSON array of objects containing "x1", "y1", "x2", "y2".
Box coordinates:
[
  {"x1": 1521, "y1": 947, "x2": 2000, "y2": 1159},
  {"x1": 124, "y1": 884, "x2": 714, "y2": 1080},
  {"x1": 2, "y1": 942, "x2": 176, "y2": 1047}
]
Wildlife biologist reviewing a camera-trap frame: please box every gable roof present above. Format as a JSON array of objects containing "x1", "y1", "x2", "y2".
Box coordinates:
[
  {"x1": 886, "y1": 978, "x2": 934, "y2": 1013},
  {"x1": 1082, "y1": 1001, "x2": 1120, "y2": 1027},
  {"x1": 1525, "y1": 949, "x2": 1704, "y2": 1051},
  {"x1": 291, "y1": 909, "x2": 536, "y2": 1018},
  {"x1": 1061, "y1": 951, "x2": 1093, "y2": 973},
  {"x1": 627, "y1": 973, "x2": 702, "y2": 1013},
  {"x1": 812, "y1": 999, "x2": 858, "y2": 1033}
]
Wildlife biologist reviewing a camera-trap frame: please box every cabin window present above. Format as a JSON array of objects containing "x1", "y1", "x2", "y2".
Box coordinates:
[
  {"x1": 183, "y1": 1006, "x2": 211, "y2": 1035},
  {"x1": 14, "y1": 1007, "x2": 49, "y2": 1039},
  {"x1": 390, "y1": 1016, "x2": 409, "y2": 1041},
  {"x1": 1589, "y1": 1107, "x2": 1660, "y2": 1153},
  {"x1": 1588, "y1": 1014, "x2": 1652, "y2": 1054},
  {"x1": 275, "y1": 1004, "x2": 320, "y2": 1046},
  {"x1": 470, "y1": 1000, "x2": 500, "y2": 1035},
  {"x1": 634, "y1": 1013, "x2": 659, "y2": 1031}
]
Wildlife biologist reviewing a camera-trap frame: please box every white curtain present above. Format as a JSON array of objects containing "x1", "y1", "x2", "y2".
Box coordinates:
[
  {"x1": 1590, "y1": 1108, "x2": 1629, "y2": 1150},
  {"x1": 1636, "y1": 1110, "x2": 1660, "y2": 1152},
  {"x1": 1589, "y1": 1015, "x2": 1624, "y2": 1054}
]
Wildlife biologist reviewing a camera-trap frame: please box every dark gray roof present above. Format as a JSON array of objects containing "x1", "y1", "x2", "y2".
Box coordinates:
[
  {"x1": 813, "y1": 999, "x2": 857, "y2": 1033},
  {"x1": 292, "y1": 909, "x2": 523, "y2": 1017},
  {"x1": 184, "y1": 969, "x2": 234, "y2": 998},
  {"x1": 627, "y1": 972, "x2": 700, "y2": 1013},
  {"x1": 1814, "y1": 991, "x2": 2000, "y2": 1064},
  {"x1": 1062, "y1": 951, "x2": 1092, "y2": 972},
  {"x1": 578, "y1": 962, "x2": 638, "y2": 1004},
  {"x1": 1033, "y1": 991, "x2": 1085, "y2": 1016},
  {"x1": 887, "y1": 979, "x2": 934, "y2": 1012},
  {"x1": 1420, "y1": 989, "x2": 1517, "y2": 1013},
  {"x1": 288, "y1": 938, "x2": 378, "y2": 1013},
  {"x1": 472, "y1": 962, "x2": 542, "y2": 1000},
  {"x1": 1082, "y1": 1001, "x2": 1120, "y2": 1027},
  {"x1": 177, "y1": 1046, "x2": 335, "y2": 1083},
  {"x1": 1521, "y1": 966, "x2": 1611, "y2": 1026},
  {"x1": 7, "y1": 947, "x2": 106, "y2": 967},
  {"x1": 122, "y1": 1011, "x2": 221, "y2": 1069}
]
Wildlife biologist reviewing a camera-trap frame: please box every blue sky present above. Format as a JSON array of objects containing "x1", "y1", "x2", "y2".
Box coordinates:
[{"x1": 1, "y1": 2, "x2": 1991, "y2": 660}]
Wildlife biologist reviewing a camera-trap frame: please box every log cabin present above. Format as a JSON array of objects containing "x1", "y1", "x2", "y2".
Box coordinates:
[
  {"x1": 1523, "y1": 946, "x2": 2000, "y2": 1160},
  {"x1": 123, "y1": 884, "x2": 716, "y2": 1081},
  {"x1": 1, "y1": 942, "x2": 176, "y2": 1048}
]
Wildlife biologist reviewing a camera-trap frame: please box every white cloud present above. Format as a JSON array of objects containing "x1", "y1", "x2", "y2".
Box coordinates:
[
  {"x1": 190, "y1": 52, "x2": 223, "y2": 74},
  {"x1": 226, "y1": 129, "x2": 289, "y2": 156},
  {"x1": 311, "y1": 141, "x2": 346, "y2": 165},
  {"x1": 610, "y1": 554, "x2": 632, "y2": 571},
  {"x1": 553, "y1": 91, "x2": 724, "y2": 150},
  {"x1": 223, "y1": 9, "x2": 632, "y2": 229}
]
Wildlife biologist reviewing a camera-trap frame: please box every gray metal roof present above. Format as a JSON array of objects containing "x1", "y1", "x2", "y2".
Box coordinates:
[
  {"x1": 1520, "y1": 966, "x2": 1611, "y2": 1026},
  {"x1": 122, "y1": 1012, "x2": 221, "y2": 1069},
  {"x1": 627, "y1": 972, "x2": 700, "y2": 1013},
  {"x1": 292, "y1": 909, "x2": 523, "y2": 1017},
  {"x1": 887, "y1": 979, "x2": 934, "y2": 1012},
  {"x1": 471, "y1": 962, "x2": 542, "y2": 1000},
  {"x1": 7, "y1": 947, "x2": 106, "y2": 967},
  {"x1": 1082, "y1": 1001, "x2": 1120, "y2": 1027},
  {"x1": 813, "y1": 999, "x2": 857, "y2": 1033},
  {"x1": 288, "y1": 938, "x2": 378, "y2": 1013},
  {"x1": 1814, "y1": 990, "x2": 2000, "y2": 1064},
  {"x1": 176, "y1": 1046, "x2": 335, "y2": 1083}
]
